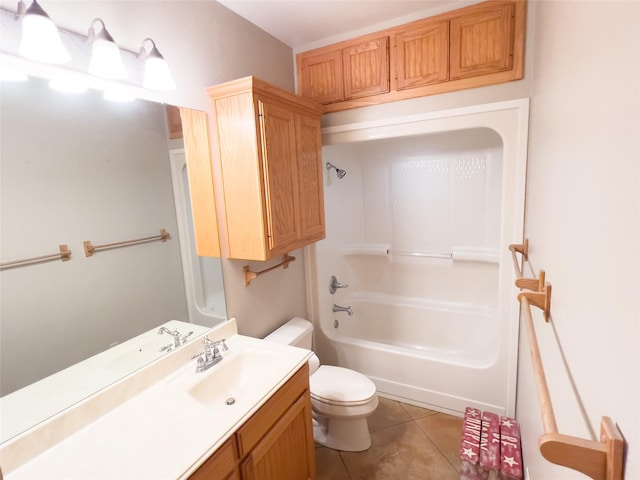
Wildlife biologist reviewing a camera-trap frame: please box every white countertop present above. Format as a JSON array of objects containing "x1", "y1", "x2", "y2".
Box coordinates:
[{"x1": 3, "y1": 330, "x2": 311, "y2": 479}]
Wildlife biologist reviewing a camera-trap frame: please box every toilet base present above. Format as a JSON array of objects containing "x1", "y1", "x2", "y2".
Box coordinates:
[{"x1": 312, "y1": 414, "x2": 372, "y2": 452}]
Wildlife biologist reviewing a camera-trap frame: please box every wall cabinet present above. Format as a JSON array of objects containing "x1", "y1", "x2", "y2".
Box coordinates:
[
  {"x1": 180, "y1": 108, "x2": 221, "y2": 257},
  {"x1": 296, "y1": 0, "x2": 526, "y2": 113},
  {"x1": 207, "y1": 77, "x2": 325, "y2": 261},
  {"x1": 297, "y1": 35, "x2": 389, "y2": 104},
  {"x1": 189, "y1": 364, "x2": 315, "y2": 480}
]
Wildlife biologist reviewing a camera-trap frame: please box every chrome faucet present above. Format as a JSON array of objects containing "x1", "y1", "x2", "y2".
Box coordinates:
[
  {"x1": 332, "y1": 304, "x2": 353, "y2": 316},
  {"x1": 193, "y1": 336, "x2": 229, "y2": 372},
  {"x1": 158, "y1": 327, "x2": 182, "y2": 348},
  {"x1": 329, "y1": 275, "x2": 349, "y2": 294}
]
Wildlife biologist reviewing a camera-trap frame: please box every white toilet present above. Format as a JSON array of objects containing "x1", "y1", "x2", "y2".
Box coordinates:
[{"x1": 264, "y1": 317, "x2": 378, "y2": 452}]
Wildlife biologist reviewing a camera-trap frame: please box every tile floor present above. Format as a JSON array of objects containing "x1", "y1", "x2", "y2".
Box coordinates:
[{"x1": 315, "y1": 397, "x2": 464, "y2": 480}]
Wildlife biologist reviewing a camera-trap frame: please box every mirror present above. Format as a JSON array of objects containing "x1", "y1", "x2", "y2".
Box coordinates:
[{"x1": 0, "y1": 76, "x2": 227, "y2": 443}]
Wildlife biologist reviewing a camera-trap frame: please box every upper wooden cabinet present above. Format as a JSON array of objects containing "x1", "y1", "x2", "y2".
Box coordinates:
[
  {"x1": 297, "y1": 34, "x2": 389, "y2": 104},
  {"x1": 180, "y1": 108, "x2": 221, "y2": 257},
  {"x1": 391, "y1": 18, "x2": 449, "y2": 91},
  {"x1": 207, "y1": 77, "x2": 325, "y2": 261},
  {"x1": 296, "y1": 0, "x2": 526, "y2": 113},
  {"x1": 449, "y1": 1, "x2": 515, "y2": 79}
]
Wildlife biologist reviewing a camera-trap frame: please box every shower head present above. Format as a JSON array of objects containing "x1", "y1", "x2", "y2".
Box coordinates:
[{"x1": 326, "y1": 161, "x2": 347, "y2": 179}]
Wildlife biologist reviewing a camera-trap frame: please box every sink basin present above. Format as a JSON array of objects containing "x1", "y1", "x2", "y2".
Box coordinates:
[{"x1": 187, "y1": 347, "x2": 287, "y2": 409}]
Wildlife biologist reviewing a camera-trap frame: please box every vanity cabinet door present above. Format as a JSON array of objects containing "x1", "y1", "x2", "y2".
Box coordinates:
[
  {"x1": 240, "y1": 395, "x2": 315, "y2": 480},
  {"x1": 189, "y1": 437, "x2": 240, "y2": 480}
]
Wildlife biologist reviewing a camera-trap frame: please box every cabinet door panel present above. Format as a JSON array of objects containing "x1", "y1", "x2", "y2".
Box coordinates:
[
  {"x1": 189, "y1": 437, "x2": 240, "y2": 480},
  {"x1": 392, "y1": 19, "x2": 449, "y2": 90},
  {"x1": 258, "y1": 100, "x2": 299, "y2": 255},
  {"x1": 343, "y1": 37, "x2": 389, "y2": 99},
  {"x1": 241, "y1": 395, "x2": 315, "y2": 480},
  {"x1": 450, "y1": 2, "x2": 515, "y2": 79},
  {"x1": 297, "y1": 49, "x2": 344, "y2": 104},
  {"x1": 295, "y1": 114, "x2": 325, "y2": 242}
]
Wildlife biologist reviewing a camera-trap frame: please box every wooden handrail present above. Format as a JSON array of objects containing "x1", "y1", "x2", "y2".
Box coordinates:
[
  {"x1": 84, "y1": 229, "x2": 170, "y2": 257},
  {"x1": 510, "y1": 240, "x2": 624, "y2": 479},
  {"x1": 244, "y1": 254, "x2": 295, "y2": 287},
  {"x1": 0, "y1": 244, "x2": 71, "y2": 270}
]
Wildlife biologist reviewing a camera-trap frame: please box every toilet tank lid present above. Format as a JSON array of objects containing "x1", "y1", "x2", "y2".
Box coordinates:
[{"x1": 263, "y1": 317, "x2": 312, "y2": 346}]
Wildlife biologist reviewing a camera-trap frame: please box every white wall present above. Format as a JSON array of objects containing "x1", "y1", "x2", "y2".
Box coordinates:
[
  {"x1": 520, "y1": 2, "x2": 639, "y2": 479},
  {"x1": 0, "y1": 0, "x2": 310, "y2": 340}
]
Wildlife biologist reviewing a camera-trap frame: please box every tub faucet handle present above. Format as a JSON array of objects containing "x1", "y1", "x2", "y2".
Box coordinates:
[{"x1": 329, "y1": 275, "x2": 349, "y2": 294}]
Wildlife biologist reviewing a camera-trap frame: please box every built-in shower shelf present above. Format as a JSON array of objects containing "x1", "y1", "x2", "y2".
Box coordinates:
[{"x1": 509, "y1": 239, "x2": 624, "y2": 480}]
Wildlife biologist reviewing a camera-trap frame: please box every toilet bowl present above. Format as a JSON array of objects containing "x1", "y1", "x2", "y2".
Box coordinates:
[{"x1": 264, "y1": 317, "x2": 378, "y2": 452}]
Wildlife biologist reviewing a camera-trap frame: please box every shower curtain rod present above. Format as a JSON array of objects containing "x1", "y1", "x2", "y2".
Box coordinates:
[{"x1": 509, "y1": 240, "x2": 623, "y2": 480}]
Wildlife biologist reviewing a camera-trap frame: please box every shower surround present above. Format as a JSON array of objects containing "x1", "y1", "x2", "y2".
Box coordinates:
[{"x1": 306, "y1": 100, "x2": 529, "y2": 416}]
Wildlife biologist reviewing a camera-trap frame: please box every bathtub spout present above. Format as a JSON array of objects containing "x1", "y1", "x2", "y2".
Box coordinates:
[{"x1": 332, "y1": 304, "x2": 353, "y2": 316}]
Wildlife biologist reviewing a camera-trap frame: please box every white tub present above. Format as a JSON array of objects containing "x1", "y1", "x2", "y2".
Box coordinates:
[
  {"x1": 318, "y1": 291, "x2": 506, "y2": 415},
  {"x1": 335, "y1": 292, "x2": 497, "y2": 367}
]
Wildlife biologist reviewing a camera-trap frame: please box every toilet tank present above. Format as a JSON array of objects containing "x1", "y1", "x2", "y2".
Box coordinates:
[{"x1": 264, "y1": 317, "x2": 313, "y2": 349}]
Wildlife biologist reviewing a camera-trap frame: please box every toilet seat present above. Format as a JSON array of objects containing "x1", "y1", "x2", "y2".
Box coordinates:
[{"x1": 310, "y1": 365, "x2": 377, "y2": 406}]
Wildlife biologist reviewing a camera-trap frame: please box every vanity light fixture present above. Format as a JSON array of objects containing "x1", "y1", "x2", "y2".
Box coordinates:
[
  {"x1": 48, "y1": 76, "x2": 89, "y2": 94},
  {"x1": 87, "y1": 18, "x2": 127, "y2": 80},
  {"x1": 17, "y1": 0, "x2": 70, "y2": 64},
  {"x1": 138, "y1": 38, "x2": 175, "y2": 91},
  {"x1": 0, "y1": 65, "x2": 28, "y2": 82}
]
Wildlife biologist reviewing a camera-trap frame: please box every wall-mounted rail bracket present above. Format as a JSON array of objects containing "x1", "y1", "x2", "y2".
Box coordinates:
[
  {"x1": 244, "y1": 254, "x2": 296, "y2": 287},
  {"x1": 538, "y1": 417, "x2": 624, "y2": 480},
  {"x1": 516, "y1": 269, "x2": 545, "y2": 292},
  {"x1": 518, "y1": 283, "x2": 552, "y2": 322}
]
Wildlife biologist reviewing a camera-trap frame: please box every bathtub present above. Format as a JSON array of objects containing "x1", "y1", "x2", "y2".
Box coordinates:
[
  {"x1": 335, "y1": 292, "x2": 498, "y2": 367},
  {"x1": 317, "y1": 291, "x2": 506, "y2": 415}
]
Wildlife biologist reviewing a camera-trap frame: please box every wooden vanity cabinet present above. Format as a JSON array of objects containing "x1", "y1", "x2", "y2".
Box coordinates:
[
  {"x1": 296, "y1": 0, "x2": 525, "y2": 113},
  {"x1": 190, "y1": 437, "x2": 240, "y2": 480},
  {"x1": 189, "y1": 364, "x2": 315, "y2": 480},
  {"x1": 208, "y1": 77, "x2": 325, "y2": 261}
]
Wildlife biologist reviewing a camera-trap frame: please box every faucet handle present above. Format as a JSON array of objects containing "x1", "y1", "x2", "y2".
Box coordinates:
[{"x1": 329, "y1": 275, "x2": 349, "y2": 294}]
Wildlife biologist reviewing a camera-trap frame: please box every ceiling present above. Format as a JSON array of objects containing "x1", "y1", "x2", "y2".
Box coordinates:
[{"x1": 216, "y1": 0, "x2": 476, "y2": 50}]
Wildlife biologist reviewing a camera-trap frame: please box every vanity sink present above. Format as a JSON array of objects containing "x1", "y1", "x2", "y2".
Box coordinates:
[{"x1": 188, "y1": 348, "x2": 284, "y2": 408}]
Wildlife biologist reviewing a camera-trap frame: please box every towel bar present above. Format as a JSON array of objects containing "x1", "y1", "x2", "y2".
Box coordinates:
[
  {"x1": 244, "y1": 254, "x2": 295, "y2": 287},
  {"x1": 510, "y1": 240, "x2": 624, "y2": 479},
  {"x1": 0, "y1": 244, "x2": 71, "y2": 269}
]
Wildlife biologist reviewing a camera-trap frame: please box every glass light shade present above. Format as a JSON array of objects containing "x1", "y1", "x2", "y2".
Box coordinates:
[
  {"x1": 143, "y1": 56, "x2": 175, "y2": 91},
  {"x1": 48, "y1": 77, "x2": 88, "y2": 94},
  {"x1": 19, "y1": 6, "x2": 70, "y2": 64},
  {"x1": 89, "y1": 38, "x2": 127, "y2": 80},
  {"x1": 103, "y1": 89, "x2": 135, "y2": 102},
  {"x1": 0, "y1": 66, "x2": 29, "y2": 82}
]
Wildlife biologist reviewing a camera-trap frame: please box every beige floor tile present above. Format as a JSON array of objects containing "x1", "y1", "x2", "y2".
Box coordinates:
[
  {"x1": 399, "y1": 402, "x2": 439, "y2": 420},
  {"x1": 367, "y1": 397, "x2": 412, "y2": 433},
  {"x1": 315, "y1": 445, "x2": 350, "y2": 480},
  {"x1": 340, "y1": 422, "x2": 459, "y2": 480},
  {"x1": 415, "y1": 413, "x2": 465, "y2": 472}
]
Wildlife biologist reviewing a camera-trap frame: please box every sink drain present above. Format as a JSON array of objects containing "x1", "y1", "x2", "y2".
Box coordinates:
[{"x1": 225, "y1": 397, "x2": 236, "y2": 406}]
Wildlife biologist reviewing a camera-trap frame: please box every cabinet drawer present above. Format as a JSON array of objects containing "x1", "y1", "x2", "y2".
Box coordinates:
[{"x1": 236, "y1": 363, "x2": 309, "y2": 458}]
